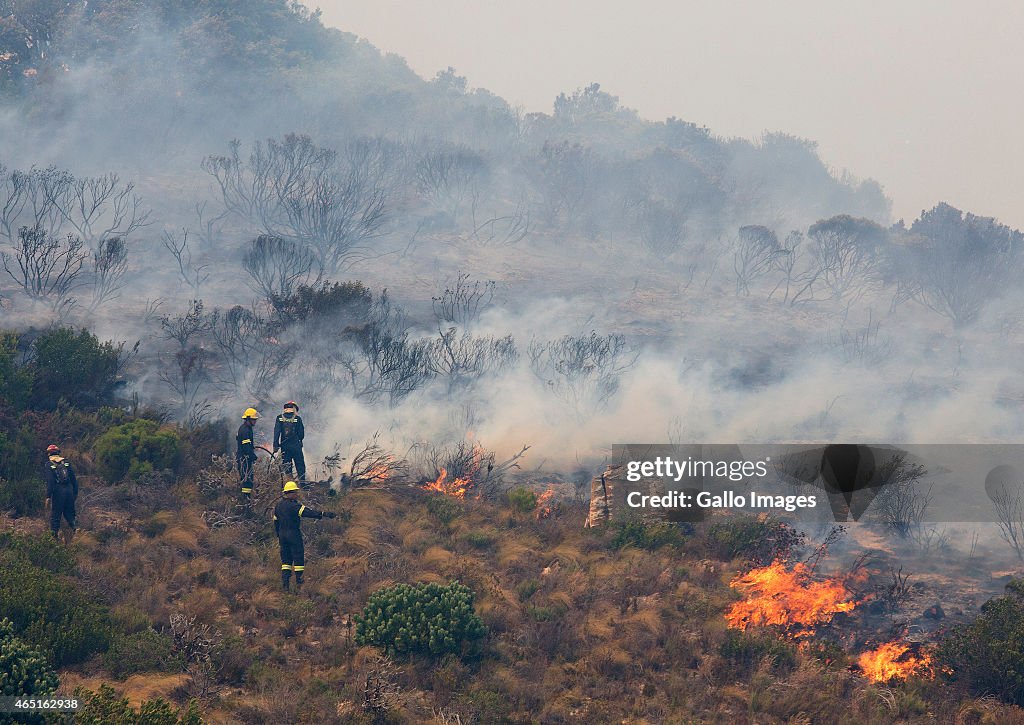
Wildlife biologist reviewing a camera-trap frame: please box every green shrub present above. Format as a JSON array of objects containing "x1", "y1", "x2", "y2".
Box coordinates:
[
  {"x1": 29, "y1": 328, "x2": 129, "y2": 410},
  {"x1": 103, "y1": 629, "x2": 181, "y2": 679},
  {"x1": 0, "y1": 425, "x2": 43, "y2": 516},
  {"x1": 704, "y1": 516, "x2": 806, "y2": 565},
  {"x1": 213, "y1": 634, "x2": 253, "y2": 686},
  {"x1": 0, "y1": 331, "x2": 33, "y2": 410},
  {"x1": 0, "y1": 474, "x2": 44, "y2": 517},
  {"x1": 93, "y1": 419, "x2": 182, "y2": 482},
  {"x1": 515, "y1": 579, "x2": 540, "y2": 602},
  {"x1": 526, "y1": 604, "x2": 567, "y2": 622},
  {"x1": 427, "y1": 495, "x2": 462, "y2": 525},
  {"x1": 720, "y1": 629, "x2": 797, "y2": 677},
  {"x1": 355, "y1": 581, "x2": 487, "y2": 658},
  {"x1": 73, "y1": 684, "x2": 202, "y2": 725},
  {"x1": 0, "y1": 532, "x2": 75, "y2": 574},
  {"x1": 937, "y1": 580, "x2": 1024, "y2": 705},
  {"x1": 0, "y1": 553, "x2": 111, "y2": 666},
  {"x1": 0, "y1": 618, "x2": 58, "y2": 696},
  {"x1": 611, "y1": 518, "x2": 686, "y2": 550},
  {"x1": 462, "y1": 531, "x2": 496, "y2": 550},
  {"x1": 506, "y1": 487, "x2": 537, "y2": 513}
]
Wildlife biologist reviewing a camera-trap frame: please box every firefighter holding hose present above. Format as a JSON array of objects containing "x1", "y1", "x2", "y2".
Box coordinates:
[{"x1": 237, "y1": 407, "x2": 259, "y2": 499}]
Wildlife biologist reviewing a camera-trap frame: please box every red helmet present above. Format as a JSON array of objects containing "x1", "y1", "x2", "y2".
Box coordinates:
[
  {"x1": 46, "y1": 444, "x2": 60, "y2": 454},
  {"x1": 284, "y1": 400, "x2": 298, "y2": 411}
]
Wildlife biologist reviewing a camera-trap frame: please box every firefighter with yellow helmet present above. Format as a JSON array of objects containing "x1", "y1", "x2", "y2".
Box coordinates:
[
  {"x1": 274, "y1": 480, "x2": 335, "y2": 591},
  {"x1": 236, "y1": 407, "x2": 259, "y2": 498}
]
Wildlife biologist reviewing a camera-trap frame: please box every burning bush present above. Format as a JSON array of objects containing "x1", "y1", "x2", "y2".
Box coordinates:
[
  {"x1": 936, "y1": 580, "x2": 1024, "y2": 705},
  {"x1": 725, "y1": 560, "x2": 856, "y2": 638},
  {"x1": 857, "y1": 641, "x2": 932, "y2": 683},
  {"x1": 355, "y1": 581, "x2": 487, "y2": 659}
]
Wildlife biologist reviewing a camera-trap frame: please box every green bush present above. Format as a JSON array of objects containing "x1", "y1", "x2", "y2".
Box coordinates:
[
  {"x1": 427, "y1": 495, "x2": 462, "y2": 525},
  {"x1": 611, "y1": 518, "x2": 686, "y2": 550},
  {"x1": 0, "y1": 331, "x2": 33, "y2": 410},
  {"x1": 103, "y1": 629, "x2": 181, "y2": 679},
  {"x1": 0, "y1": 425, "x2": 43, "y2": 516},
  {"x1": 29, "y1": 328, "x2": 129, "y2": 410},
  {"x1": 506, "y1": 487, "x2": 537, "y2": 513},
  {"x1": 704, "y1": 516, "x2": 806, "y2": 565},
  {"x1": 0, "y1": 474, "x2": 45, "y2": 517},
  {"x1": 73, "y1": 684, "x2": 202, "y2": 725},
  {"x1": 462, "y1": 531, "x2": 496, "y2": 550},
  {"x1": 937, "y1": 580, "x2": 1024, "y2": 705},
  {"x1": 93, "y1": 419, "x2": 182, "y2": 482},
  {"x1": 355, "y1": 581, "x2": 487, "y2": 658},
  {"x1": 515, "y1": 579, "x2": 540, "y2": 602},
  {"x1": 0, "y1": 552, "x2": 111, "y2": 666},
  {"x1": 0, "y1": 532, "x2": 75, "y2": 574},
  {"x1": 0, "y1": 618, "x2": 58, "y2": 696},
  {"x1": 720, "y1": 629, "x2": 797, "y2": 677}
]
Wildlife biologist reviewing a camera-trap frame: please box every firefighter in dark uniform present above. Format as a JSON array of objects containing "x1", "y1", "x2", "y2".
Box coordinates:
[
  {"x1": 274, "y1": 480, "x2": 335, "y2": 591},
  {"x1": 274, "y1": 401, "x2": 305, "y2": 481},
  {"x1": 43, "y1": 444, "x2": 78, "y2": 544},
  {"x1": 237, "y1": 407, "x2": 259, "y2": 498}
]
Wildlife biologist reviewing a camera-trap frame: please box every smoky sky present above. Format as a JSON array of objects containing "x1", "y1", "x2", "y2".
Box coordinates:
[{"x1": 307, "y1": 0, "x2": 1024, "y2": 229}]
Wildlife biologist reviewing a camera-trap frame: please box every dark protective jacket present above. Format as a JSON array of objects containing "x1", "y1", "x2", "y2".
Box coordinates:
[
  {"x1": 274, "y1": 414, "x2": 304, "y2": 450},
  {"x1": 44, "y1": 456, "x2": 78, "y2": 499},
  {"x1": 273, "y1": 497, "x2": 323, "y2": 538},
  {"x1": 236, "y1": 422, "x2": 257, "y2": 460}
]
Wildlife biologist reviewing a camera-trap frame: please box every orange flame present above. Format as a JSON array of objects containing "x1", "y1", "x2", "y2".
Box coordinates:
[
  {"x1": 536, "y1": 487, "x2": 556, "y2": 518},
  {"x1": 421, "y1": 439, "x2": 487, "y2": 499},
  {"x1": 361, "y1": 461, "x2": 391, "y2": 482},
  {"x1": 725, "y1": 560, "x2": 856, "y2": 637},
  {"x1": 857, "y1": 642, "x2": 932, "y2": 682},
  {"x1": 422, "y1": 468, "x2": 471, "y2": 499}
]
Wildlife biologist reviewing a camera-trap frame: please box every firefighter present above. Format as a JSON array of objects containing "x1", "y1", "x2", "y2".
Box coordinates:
[
  {"x1": 274, "y1": 400, "x2": 305, "y2": 481},
  {"x1": 237, "y1": 408, "x2": 259, "y2": 499},
  {"x1": 43, "y1": 445, "x2": 78, "y2": 544},
  {"x1": 273, "y1": 480, "x2": 335, "y2": 591}
]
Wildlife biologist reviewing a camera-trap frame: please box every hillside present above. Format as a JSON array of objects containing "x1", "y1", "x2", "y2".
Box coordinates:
[
  {"x1": 4, "y1": 1, "x2": 1024, "y2": 723},
  {"x1": 5, "y1": 447, "x2": 1024, "y2": 724}
]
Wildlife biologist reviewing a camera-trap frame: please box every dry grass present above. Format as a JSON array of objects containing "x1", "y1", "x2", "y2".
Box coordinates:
[{"x1": 40, "y1": 483, "x2": 1024, "y2": 724}]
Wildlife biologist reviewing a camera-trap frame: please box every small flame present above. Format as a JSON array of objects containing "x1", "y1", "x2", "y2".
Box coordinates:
[
  {"x1": 422, "y1": 468, "x2": 471, "y2": 499},
  {"x1": 725, "y1": 560, "x2": 856, "y2": 637},
  {"x1": 536, "y1": 487, "x2": 556, "y2": 518},
  {"x1": 360, "y1": 460, "x2": 392, "y2": 483},
  {"x1": 857, "y1": 642, "x2": 932, "y2": 682}
]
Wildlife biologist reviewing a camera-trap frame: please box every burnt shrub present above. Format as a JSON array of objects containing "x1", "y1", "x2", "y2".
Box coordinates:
[
  {"x1": 936, "y1": 580, "x2": 1024, "y2": 705},
  {"x1": 355, "y1": 581, "x2": 487, "y2": 658},
  {"x1": 92, "y1": 419, "x2": 182, "y2": 482}
]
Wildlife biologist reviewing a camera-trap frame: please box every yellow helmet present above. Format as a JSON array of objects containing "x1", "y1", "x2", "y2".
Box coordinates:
[
  {"x1": 282, "y1": 481, "x2": 300, "y2": 493},
  {"x1": 242, "y1": 407, "x2": 259, "y2": 420}
]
